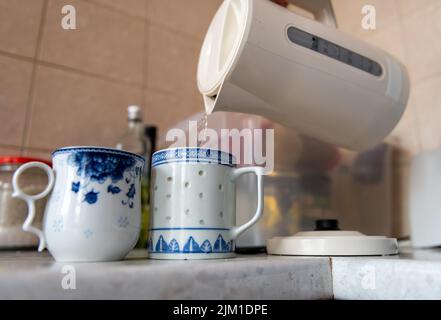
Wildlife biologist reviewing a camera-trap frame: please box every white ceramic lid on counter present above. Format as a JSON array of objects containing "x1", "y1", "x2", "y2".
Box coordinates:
[{"x1": 267, "y1": 230, "x2": 399, "y2": 256}]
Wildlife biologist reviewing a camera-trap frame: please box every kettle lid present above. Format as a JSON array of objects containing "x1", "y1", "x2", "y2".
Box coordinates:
[{"x1": 197, "y1": 0, "x2": 250, "y2": 96}]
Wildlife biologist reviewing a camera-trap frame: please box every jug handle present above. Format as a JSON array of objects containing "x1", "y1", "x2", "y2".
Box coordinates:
[
  {"x1": 229, "y1": 166, "x2": 264, "y2": 240},
  {"x1": 12, "y1": 162, "x2": 55, "y2": 252}
]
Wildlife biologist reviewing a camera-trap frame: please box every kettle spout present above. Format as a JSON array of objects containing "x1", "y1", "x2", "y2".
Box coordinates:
[{"x1": 203, "y1": 94, "x2": 217, "y2": 115}]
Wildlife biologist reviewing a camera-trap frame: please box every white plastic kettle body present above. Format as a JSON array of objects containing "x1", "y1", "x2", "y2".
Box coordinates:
[{"x1": 197, "y1": 0, "x2": 409, "y2": 150}]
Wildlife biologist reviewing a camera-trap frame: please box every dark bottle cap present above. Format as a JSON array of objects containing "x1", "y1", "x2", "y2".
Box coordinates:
[{"x1": 314, "y1": 219, "x2": 340, "y2": 231}]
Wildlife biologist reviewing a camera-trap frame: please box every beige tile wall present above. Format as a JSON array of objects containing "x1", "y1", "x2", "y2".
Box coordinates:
[
  {"x1": 0, "y1": 0, "x2": 222, "y2": 160},
  {"x1": 332, "y1": 0, "x2": 441, "y2": 155}
]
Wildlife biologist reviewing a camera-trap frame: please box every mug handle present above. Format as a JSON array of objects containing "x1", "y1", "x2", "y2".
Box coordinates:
[
  {"x1": 229, "y1": 166, "x2": 264, "y2": 240},
  {"x1": 12, "y1": 162, "x2": 55, "y2": 252}
]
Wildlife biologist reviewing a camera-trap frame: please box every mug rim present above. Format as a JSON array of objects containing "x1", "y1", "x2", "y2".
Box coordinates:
[
  {"x1": 52, "y1": 146, "x2": 145, "y2": 163},
  {"x1": 152, "y1": 147, "x2": 235, "y2": 167}
]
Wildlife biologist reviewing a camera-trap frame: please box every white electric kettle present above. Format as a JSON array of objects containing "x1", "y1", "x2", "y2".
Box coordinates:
[{"x1": 197, "y1": 0, "x2": 409, "y2": 150}]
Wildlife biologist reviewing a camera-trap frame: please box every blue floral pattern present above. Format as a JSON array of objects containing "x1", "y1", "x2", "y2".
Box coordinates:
[
  {"x1": 122, "y1": 183, "x2": 136, "y2": 208},
  {"x1": 68, "y1": 151, "x2": 137, "y2": 183},
  {"x1": 107, "y1": 184, "x2": 121, "y2": 194},
  {"x1": 83, "y1": 189, "x2": 99, "y2": 204},
  {"x1": 63, "y1": 149, "x2": 144, "y2": 207},
  {"x1": 71, "y1": 181, "x2": 80, "y2": 193}
]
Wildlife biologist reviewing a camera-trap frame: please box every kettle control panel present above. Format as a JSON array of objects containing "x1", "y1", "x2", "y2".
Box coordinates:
[{"x1": 287, "y1": 26, "x2": 383, "y2": 77}]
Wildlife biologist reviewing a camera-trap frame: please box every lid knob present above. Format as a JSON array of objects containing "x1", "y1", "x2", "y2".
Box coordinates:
[{"x1": 314, "y1": 219, "x2": 340, "y2": 231}]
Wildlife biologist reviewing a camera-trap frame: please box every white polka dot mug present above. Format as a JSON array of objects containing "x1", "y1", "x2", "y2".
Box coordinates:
[
  {"x1": 12, "y1": 147, "x2": 145, "y2": 262},
  {"x1": 149, "y1": 148, "x2": 264, "y2": 259}
]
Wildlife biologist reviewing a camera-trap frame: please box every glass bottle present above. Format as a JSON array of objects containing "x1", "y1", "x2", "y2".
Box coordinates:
[{"x1": 116, "y1": 105, "x2": 151, "y2": 248}]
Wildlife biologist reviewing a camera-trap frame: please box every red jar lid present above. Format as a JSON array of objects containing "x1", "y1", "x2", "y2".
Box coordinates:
[{"x1": 0, "y1": 156, "x2": 52, "y2": 167}]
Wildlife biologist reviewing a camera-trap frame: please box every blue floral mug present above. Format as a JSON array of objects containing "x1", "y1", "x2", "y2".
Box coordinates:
[{"x1": 12, "y1": 147, "x2": 145, "y2": 262}]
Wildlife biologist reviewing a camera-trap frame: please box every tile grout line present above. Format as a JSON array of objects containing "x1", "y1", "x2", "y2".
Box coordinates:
[
  {"x1": 0, "y1": 144, "x2": 53, "y2": 155},
  {"x1": 146, "y1": 84, "x2": 200, "y2": 101},
  {"x1": 142, "y1": 0, "x2": 150, "y2": 108},
  {"x1": 0, "y1": 144, "x2": 22, "y2": 152},
  {"x1": 329, "y1": 257, "x2": 335, "y2": 300},
  {"x1": 150, "y1": 20, "x2": 204, "y2": 44},
  {"x1": 0, "y1": 49, "x2": 201, "y2": 102},
  {"x1": 411, "y1": 71, "x2": 441, "y2": 88},
  {"x1": 36, "y1": 59, "x2": 144, "y2": 89},
  {"x1": 20, "y1": 0, "x2": 49, "y2": 156},
  {"x1": 395, "y1": 0, "x2": 440, "y2": 21},
  {"x1": 82, "y1": 0, "x2": 204, "y2": 44},
  {"x1": 395, "y1": 7, "x2": 424, "y2": 154},
  {"x1": 83, "y1": 0, "x2": 146, "y2": 24},
  {"x1": 0, "y1": 50, "x2": 34, "y2": 63}
]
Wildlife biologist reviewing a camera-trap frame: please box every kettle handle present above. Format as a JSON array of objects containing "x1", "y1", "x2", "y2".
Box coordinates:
[
  {"x1": 12, "y1": 162, "x2": 55, "y2": 252},
  {"x1": 229, "y1": 166, "x2": 264, "y2": 240}
]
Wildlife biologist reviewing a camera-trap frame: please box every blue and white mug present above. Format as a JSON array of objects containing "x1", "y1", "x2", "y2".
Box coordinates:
[
  {"x1": 12, "y1": 146, "x2": 145, "y2": 262},
  {"x1": 148, "y1": 148, "x2": 264, "y2": 259}
]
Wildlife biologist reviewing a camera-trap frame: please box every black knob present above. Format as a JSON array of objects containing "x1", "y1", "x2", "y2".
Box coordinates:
[{"x1": 315, "y1": 219, "x2": 340, "y2": 231}]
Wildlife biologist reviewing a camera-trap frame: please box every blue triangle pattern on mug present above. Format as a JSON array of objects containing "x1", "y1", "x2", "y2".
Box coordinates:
[
  {"x1": 200, "y1": 240, "x2": 212, "y2": 253},
  {"x1": 183, "y1": 236, "x2": 201, "y2": 253},
  {"x1": 213, "y1": 234, "x2": 229, "y2": 252},
  {"x1": 152, "y1": 234, "x2": 233, "y2": 254},
  {"x1": 155, "y1": 235, "x2": 169, "y2": 252},
  {"x1": 168, "y1": 239, "x2": 180, "y2": 252}
]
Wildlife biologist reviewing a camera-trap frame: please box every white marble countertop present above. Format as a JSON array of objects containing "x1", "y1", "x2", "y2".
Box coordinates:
[
  {"x1": 1, "y1": 245, "x2": 441, "y2": 299},
  {"x1": 0, "y1": 250, "x2": 332, "y2": 300},
  {"x1": 332, "y1": 245, "x2": 441, "y2": 300}
]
